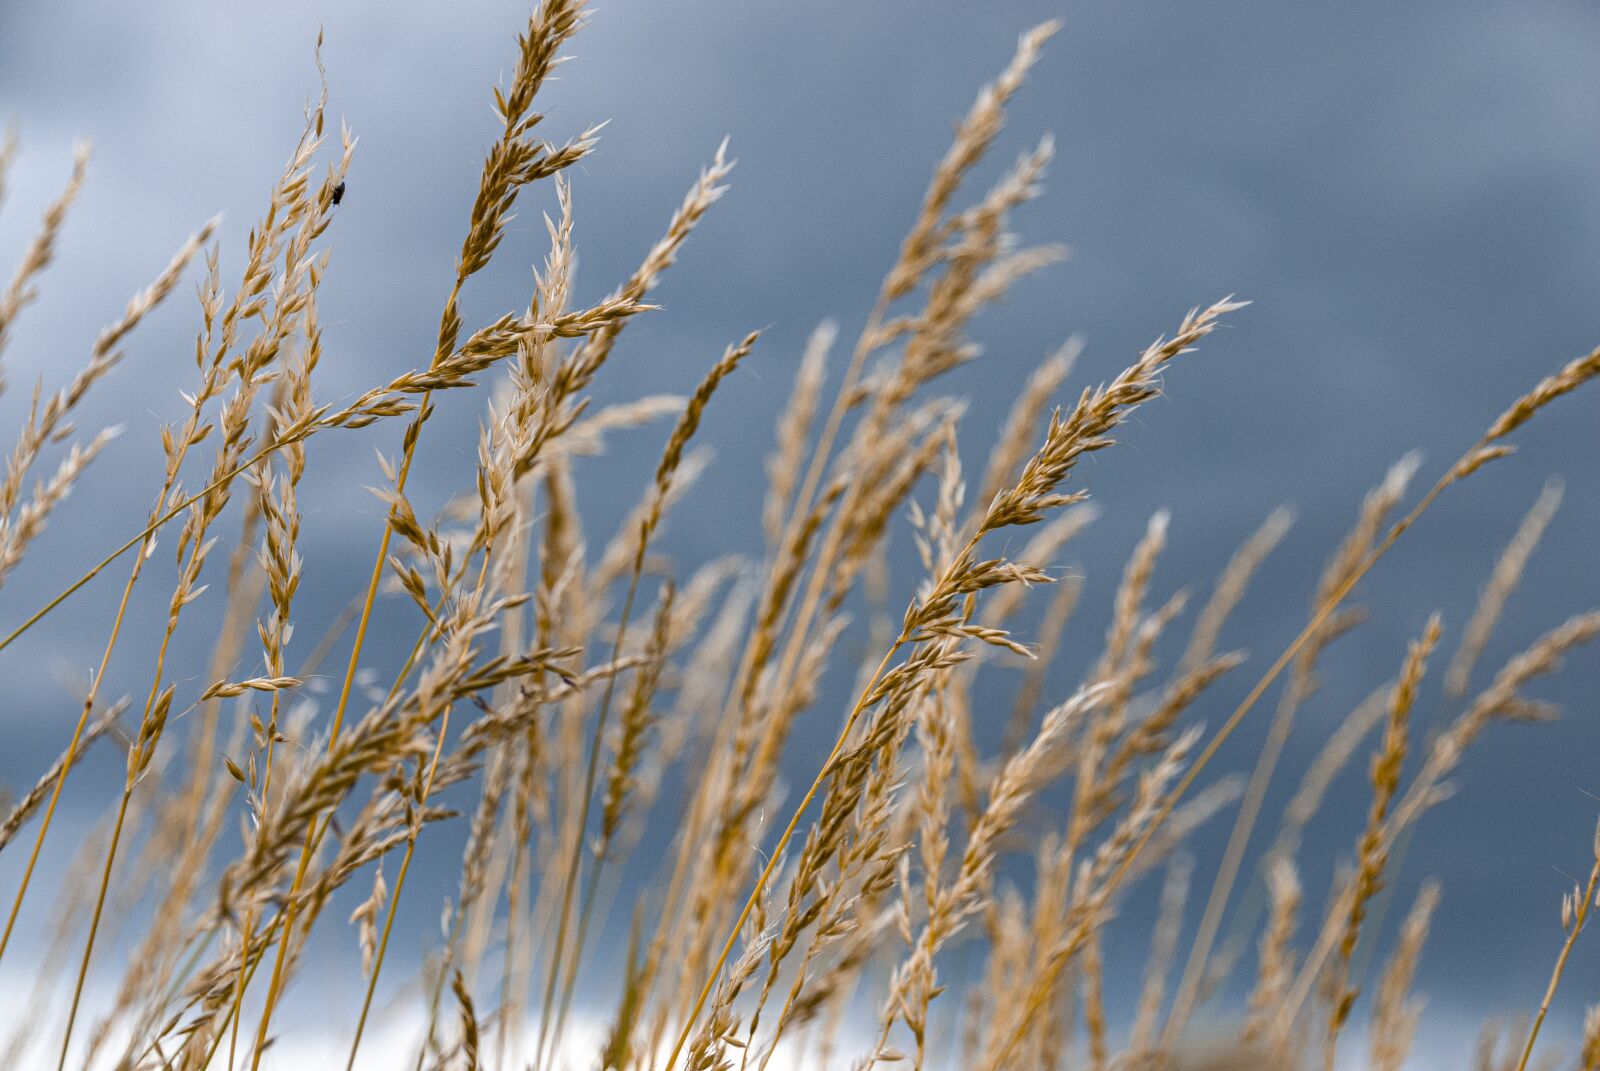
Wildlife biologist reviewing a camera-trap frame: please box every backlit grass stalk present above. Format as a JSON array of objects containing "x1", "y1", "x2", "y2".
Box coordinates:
[
  {"x1": 537, "y1": 333, "x2": 757, "y2": 1070},
  {"x1": 245, "y1": 6, "x2": 594, "y2": 1061},
  {"x1": 0, "y1": 212, "x2": 217, "y2": 967},
  {"x1": 56, "y1": 127, "x2": 344, "y2": 1071},
  {"x1": 1515, "y1": 819, "x2": 1600, "y2": 1071}
]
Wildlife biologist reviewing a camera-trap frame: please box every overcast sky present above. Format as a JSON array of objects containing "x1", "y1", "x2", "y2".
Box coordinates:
[{"x1": 3, "y1": 1, "x2": 1600, "y2": 1067}]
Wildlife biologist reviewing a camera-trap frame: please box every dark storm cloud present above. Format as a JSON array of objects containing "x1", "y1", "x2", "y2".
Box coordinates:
[{"x1": 2, "y1": 0, "x2": 1598, "y2": 1062}]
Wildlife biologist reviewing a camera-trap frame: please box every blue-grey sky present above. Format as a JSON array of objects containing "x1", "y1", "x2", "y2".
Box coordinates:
[{"x1": 2, "y1": 1, "x2": 1599, "y2": 1067}]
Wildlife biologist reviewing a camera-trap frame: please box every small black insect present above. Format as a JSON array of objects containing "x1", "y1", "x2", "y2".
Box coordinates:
[{"x1": 331, "y1": 181, "x2": 346, "y2": 206}]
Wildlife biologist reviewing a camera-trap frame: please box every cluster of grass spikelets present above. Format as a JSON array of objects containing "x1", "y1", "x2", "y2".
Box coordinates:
[{"x1": 0, "y1": 4, "x2": 1598, "y2": 1070}]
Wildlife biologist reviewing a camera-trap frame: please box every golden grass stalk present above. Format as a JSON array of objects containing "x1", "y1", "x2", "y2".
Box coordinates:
[
  {"x1": 1001, "y1": 555, "x2": 1085, "y2": 758},
  {"x1": 1245, "y1": 855, "x2": 1301, "y2": 1043},
  {"x1": 1514, "y1": 817, "x2": 1600, "y2": 1071},
  {"x1": 763, "y1": 321, "x2": 835, "y2": 549},
  {"x1": 975, "y1": 336, "x2": 1080, "y2": 514},
  {"x1": 0, "y1": 698, "x2": 126, "y2": 854},
  {"x1": 0, "y1": 124, "x2": 19, "y2": 219},
  {"x1": 1178, "y1": 506, "x2": 1293, "y2": 677},
  {"x1": 0, "y1": 212, "x2": 217, "y2": 971},
  {"x1": 1444, "y1": 477, "x2": 1562, "y2": 697},
  {"x1": 532, "y1": 332, "x2": 757, "y2": 1070},
  {"x1": 0, "y1": 142, "x2": 89, "y2": 375},
  {"x1": 217, "y1": 291, "x2": 325, "y2": 1071},
  {"x1": 453, "y1": 968, "x2": 483, "y2": 1071},
  {"x1": 1272, "y1": 681, "x2": 1391, "y2": 862},
  {"x1": 1583, "y1": 1006, "x2": 1600, "y2": 1071},
  {"x1": 1323, "y1": 613, "x2": 1441, "y2": 1067},
  {"x1": 1368, "y1": 881, "x2": 1440, "y2": 1071}
]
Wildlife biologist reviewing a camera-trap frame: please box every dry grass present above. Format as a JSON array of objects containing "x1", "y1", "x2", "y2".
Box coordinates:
[{"x1": 0, "y1": 5, "x2": 1598, "y2": 1070}]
